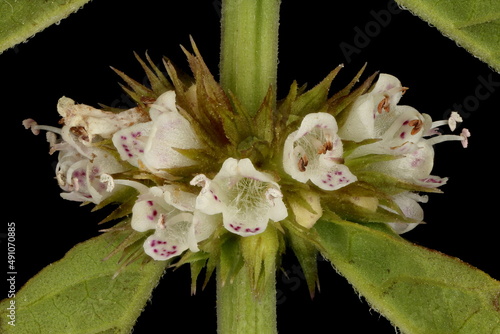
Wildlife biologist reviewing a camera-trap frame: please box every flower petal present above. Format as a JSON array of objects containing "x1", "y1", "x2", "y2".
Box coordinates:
[
  {"x1": 144, "y1": 233, "x2": 180, "y2": 261},
  {"x1": 223, "y1": 209, "x2": 269, "y2": 237},
  {"x1": 144, "y1": 112, "x2": 201, "y2": 170},
  {"x1": 190, "y1": 174, "x2": 225, "y2": 215},
  {"x1": 283, "y1": 132, "x2": 309, "y2": 183},
  {"x1": 163, "y1": 185, "x2": 197, "y2": 212},
  {"x1": 57, "y1": 96, "x2": 147, "y2": 142},
  {"x1": 310, "y1": 164, "x2": 358, "y2": 191},
  {"x1": 369, "y1": 140, "x2": 435, "y2": 182},
  {"x1": 149, "y1": 90, "x2": 178, "y2": 120},
  {"x1": 265, "y1": 188, "x2": 289, "y2": 223},
  {"x1": 112, "y1": 122, "x2": 152, "y2": 167},
  {"x1": 192, "y1": 158, "x2": 287, "y2": 237},
  {"x1": 143, "y1": 212, "x2": 194, "y2": 260},
  {"x1": 284, "y1": 113, "x2": 356, "y2": 191},
  {"x1": 386, "y1": 193, "x2": 426, "y2": 234},
  {"x1": 131, "y1": 195, "x2": 164, "y2": 232},
  {"x1": 378, "y1": 106, "x2": 427, "y2": 150},
  {"x1": 192, "y1": 211, "x2": 220, "y2": 247},
  {"x1": 337, "y1": 95, "x2": 376, "y2": 141}
]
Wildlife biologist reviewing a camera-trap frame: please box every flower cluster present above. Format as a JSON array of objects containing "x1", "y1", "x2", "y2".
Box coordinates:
[{"x1": 24, "y1": 50, "x2": 469, "y2": 276}]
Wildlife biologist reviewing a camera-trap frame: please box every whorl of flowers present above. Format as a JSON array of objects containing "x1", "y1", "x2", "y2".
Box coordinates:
[{"x1": 23, "y1": 43, "x2": 469, "y2": 291}]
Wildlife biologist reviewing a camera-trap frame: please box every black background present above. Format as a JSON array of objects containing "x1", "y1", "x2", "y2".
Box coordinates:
[{"x1": 2, "y1": 0, "x2": 499, "y2": 333}]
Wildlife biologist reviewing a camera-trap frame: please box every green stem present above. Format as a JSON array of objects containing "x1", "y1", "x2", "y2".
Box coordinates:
[
  {"x1": 219, "y1": 0, "x2": 281, "y2": 115},
  {"x1": 217, "y1": 1, "x2": 280, "y2": 332},
  {"x1": 216, "y1": 261, "x2": 277, "y2": 334}
]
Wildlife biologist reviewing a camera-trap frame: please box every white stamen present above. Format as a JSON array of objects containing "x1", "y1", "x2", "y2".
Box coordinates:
[
  {"x1": 190, "y1": 174, "x2": 209, "y2": 188},
  {"x1": 460, "y1": 128, "x2": 471, "y2": 148},
  {"x1": 448, "y1": 112, "x2": 463, "y2": 131},
  {"x1": 72, "y1": 177, "x2": 80, "y2": 191},
  {"x1": 426, "y1": 128, "x2": 471, "y2": 148},
  {"x1": 157, "y1": 214, "x2": 166, "y2": 229},
  {"x1": 23, "y1": 118, "x2": 63, "y2": 136},
  {"x1": 46, "y1": 132, "x2": 58, "y2": 147},
  {"x1": 113, "y1": 179, "x2": 150, "y2": 193},
  {"x1": 430, "y1": 111, "x2": 463, "y2": 132}
]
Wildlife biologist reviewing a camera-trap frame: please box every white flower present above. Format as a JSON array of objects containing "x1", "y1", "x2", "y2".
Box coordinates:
[
  {"x1": 431, "y1": 111, "x2": 463, "y2": 132},
  {"x1": 341, "y1": 101, "x2": 433, "y2": 157},
  {"x1": 112, "y1": 91, "x2": 202, "y2": 172},
  {"x1": 190, "y1": 158, "x2": 288, "y2": 237},
  {"x1": 338, "y1": 74, "x2": 470, "y2": 187},
  {"x1": 283, "y1": 112, "x2": 357, "y2": 191},
  {"x1": 57, "y1": 96, "x2": 148, "y2": 145},
  {"x1": 55, "y1": 146, "x2": 126, "y2": 203},
  {"x1": 116, "y1": 180, "x2": 217, "y2": 260},
  {"x1": 372, "y1": 140, "x2": 448, "y2": 188},
  {"x1": 338, "y1": 73, "x2": 408, "y2": 142},
  {"x1": 23, "y1": 119, "x2": 126, "y2": 204}
]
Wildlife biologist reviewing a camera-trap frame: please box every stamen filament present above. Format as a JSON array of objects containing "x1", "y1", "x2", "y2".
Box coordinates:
[
  {"x1": 113, "y1": 179, "x2": 151, "y2": 193},
  {"x1": 426, "y1": 129, "x2": 470, "y2": 148}
]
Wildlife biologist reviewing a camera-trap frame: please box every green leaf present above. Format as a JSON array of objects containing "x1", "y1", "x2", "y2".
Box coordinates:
[
  {"x1": 283, "y1": 221, "x2": 320, "y2": 298},
  {"x1": 395, "y1": 0, "x2": 500, "y2": 72},
  {"x1": 0, "y1": 0, "x2": 93, "y2": 54},
  {"x1": 315, "y1": 217, "x2": 500, "y2": 334},
  {"x1": 0, "y1": 231, "x2": 168, "y2": 334}
]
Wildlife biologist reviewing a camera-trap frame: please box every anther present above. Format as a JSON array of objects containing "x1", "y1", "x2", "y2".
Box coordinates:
[
  {"x1": 70, "y1": 126, "x2": 89, "y2": 141},
  {"x1": 408, "y1": 119, "x2": 423, "y2": 135},
  {"x1": 157, "y1": 214, "x2": 166, "y2": 229},
  {"x1": 298, "y1": 155, "x2": 309, "y2": 172},
  {"x1": 377, "y1": 96, "x2": 390, "y2": 114},
  {"x1": 317, "y1": 140, "x2": 334, "y2": 154}
]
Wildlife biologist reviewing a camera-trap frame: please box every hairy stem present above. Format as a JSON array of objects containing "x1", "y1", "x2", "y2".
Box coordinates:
[
  {"x1": 216, "y1": 260, "x2": 277, "y2": 334},
  {"x1": 219, "y1": 0, "x2": 281, "y2": 115}
]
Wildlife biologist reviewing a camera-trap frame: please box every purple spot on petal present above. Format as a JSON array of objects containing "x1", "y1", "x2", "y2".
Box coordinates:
[
  {"x1": 229, "y1": 224, "x2": 241, "y2": 232},
  {"x1": 411, "y1": 158, "x2": 422, "y2": 167},
  {"x1": 244, "y1": 227, "x2": 260, "y2": 234}
]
